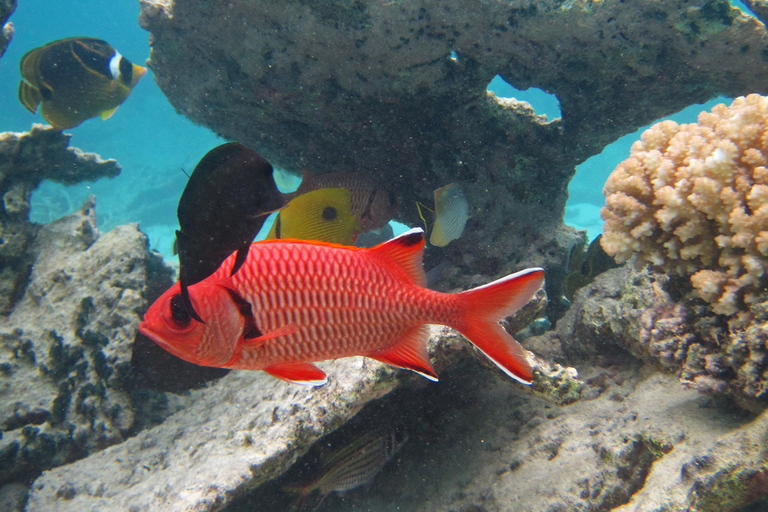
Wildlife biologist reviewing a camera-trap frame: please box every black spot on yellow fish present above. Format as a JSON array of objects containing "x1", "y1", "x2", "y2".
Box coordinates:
[
  {"x1": 322, "y1": 206, "x2": 337, "y2": 221},
  {"x1": 118, "y1": 55, "x2": 134, "y2": 84}
]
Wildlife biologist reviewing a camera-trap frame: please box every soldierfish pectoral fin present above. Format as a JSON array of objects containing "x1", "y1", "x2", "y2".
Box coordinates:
[
  {"x1": 243, "y1": 323, "x2": 300, "y2": 343},
  {"x1": 18, "y1": 81, "x2": 42, "y2": 114},
  {"x1": 264, "y1": 362, "x2": 327, "y2": 386},
  {"x1": 100, "y1": 106, "x2": 118, "y2": 119},
  {"x1": 369, "y1": 324, "x2": 438, "y2": 381}
]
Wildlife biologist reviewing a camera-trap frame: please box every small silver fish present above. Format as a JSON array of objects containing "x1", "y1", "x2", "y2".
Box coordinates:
[
  {"x1": 284, "y1": 427, "x2": 408, "y2": 511},
  {"x1": 430, "y1": 183, "x2": 469, "y2": 247}
]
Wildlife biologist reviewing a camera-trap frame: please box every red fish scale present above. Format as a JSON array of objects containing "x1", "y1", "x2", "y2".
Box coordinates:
[{"x1": 223, "y1": 241, "x2": 453, "y2": 369}]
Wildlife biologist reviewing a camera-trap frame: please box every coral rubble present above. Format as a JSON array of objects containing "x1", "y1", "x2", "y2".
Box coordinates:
[
  {"x1": 0, "y1": 126, "x2": 120, "y2": 314},
  {"x1": 0, "y1": 198, "x2": 172, "y2": 488},
  {"x1": 601, "y1": 95, "x2": 768, "y2": 322},
  {"x1": 138, "y1": 0, "x2": 768, "y2": 286}
]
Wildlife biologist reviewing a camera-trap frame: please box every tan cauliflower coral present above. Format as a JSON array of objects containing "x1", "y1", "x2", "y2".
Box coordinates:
[{"x1": 601, "y1": 94, "x2": 768, "y2": 317}]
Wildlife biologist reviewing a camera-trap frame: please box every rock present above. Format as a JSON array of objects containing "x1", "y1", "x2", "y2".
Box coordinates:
[
  {"x1": 0, "y1": 126, "x2": 121, "y2": 314},
  {"x1": 0, "y1": 482, "x2": 27, "y2": 512},
  {"x1": 26, "y1": 353, "x2": 401, "y2": 511},
  {"x1": 745, "y1": 0, "x2": 768, "y2": 25},
  {"x1": 0, "y1": 198, "x2": 173, "y2": 486},
  {"x1": 526, "y1": 263, "x2": 768, "y2": 409},
  {"x1": 0, "y1": 0, "x2": 14, "y2": 59},
  {"x1": 221, "y1": 360, "x2": 767, "y2": 512},
  {"x1": 138, "y1": 0, "x2": 768, "y2": 285},
  {"x1": 26, "y1": 316, "x2": 572, "y2": 512}
]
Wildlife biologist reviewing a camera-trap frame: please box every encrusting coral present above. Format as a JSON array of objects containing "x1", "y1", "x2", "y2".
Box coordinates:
[{"x1": 601, "y1": 94, "x2": 768, "y2": 322}]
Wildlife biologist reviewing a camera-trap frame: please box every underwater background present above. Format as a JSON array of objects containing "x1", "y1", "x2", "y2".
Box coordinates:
[
  {"x1": 1, "y1": 0, "x2": 745, "y2": 254},
  {"x1": 5, "y1": 1, "x2": 768, "y2": 511}
]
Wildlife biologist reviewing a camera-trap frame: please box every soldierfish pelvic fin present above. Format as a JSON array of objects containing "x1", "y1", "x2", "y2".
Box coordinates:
[
  {"x1": 264, "y1": 362, "x2": 327, "y2": 386},
  {"x1": 454, "y1": 267, "x2": 545, "y2": 384}
]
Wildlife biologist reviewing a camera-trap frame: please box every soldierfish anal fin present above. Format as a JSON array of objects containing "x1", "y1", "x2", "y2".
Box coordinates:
[
  {"x1": 230, "y1": 247, "x2": 250, "y2": 276},
  {"x1": 369, "y1": 324, "x2": 437, "y2": 381},
  {"x1": 368, "y1": 227, "x2": 427, "y2": 286},
  {"x1": 101, "y1": 106, "x2": 118, "y2": 119},
  {"x1": 264, "y1": 362, "x2": 327, "y2": 386},
  {"x1": 180, "y1": 282, "x2": 206, "y2": 324},
  {"x1": 18, "y1": 81, "x2": 42, "y2": 114}
]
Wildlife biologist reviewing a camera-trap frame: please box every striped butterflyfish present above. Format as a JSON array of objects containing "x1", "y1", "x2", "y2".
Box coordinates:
[
  {"x1": 18, "y1": 37, "x2": 146, "y2": 129},
  {"x1": 430, "y1": 182, "x2": 469, "y2": 247}
]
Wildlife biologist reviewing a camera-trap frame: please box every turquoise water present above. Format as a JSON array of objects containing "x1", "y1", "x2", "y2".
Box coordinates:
[
  {"x1": 1, "y1": 0, "x2": 222, "y2": 259},
  {"x1": 0, "y1": 1, "x2": 749, "y2": 248}
]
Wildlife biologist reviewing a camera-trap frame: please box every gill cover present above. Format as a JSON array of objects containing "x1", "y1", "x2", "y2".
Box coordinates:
[{"x1": 139, "y1": 282, "x2": 247, "y2": 367}]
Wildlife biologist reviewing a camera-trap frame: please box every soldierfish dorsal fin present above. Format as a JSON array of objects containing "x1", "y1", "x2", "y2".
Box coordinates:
[{"x1": 367, "y1": 228, "x2": 427, "y2": 286}]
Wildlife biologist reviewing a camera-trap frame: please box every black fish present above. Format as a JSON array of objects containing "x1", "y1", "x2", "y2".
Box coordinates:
[{"x1": 176, "y1": 142, "x2": 285, "y2": 322}]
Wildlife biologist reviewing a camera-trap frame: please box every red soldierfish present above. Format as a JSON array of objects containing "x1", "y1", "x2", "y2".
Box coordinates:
[{"x1": 139, "y1": 228, "x2": 544, "y2": 386}]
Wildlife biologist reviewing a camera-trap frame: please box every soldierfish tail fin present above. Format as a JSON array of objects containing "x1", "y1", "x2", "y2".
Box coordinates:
[{"x1": 454, "y1": 267, "x2": 545, "y2": 384}]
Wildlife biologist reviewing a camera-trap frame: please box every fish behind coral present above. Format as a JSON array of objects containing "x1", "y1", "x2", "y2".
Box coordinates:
[
  {"x1": 267, "y1": 188, "x2": 359, "y2": 245},
  {"x1": 289, "y1": 170, "x2": 398, "y2": 233},
  {"x1": 18, "y1": 37, "x2": 146, "y2": 129},
  {"x1": 563, "y1": 234, "x2": 619, "y2": 302},
  {"x1": 429, "y1": 182, "x2": 469, "y2": 247},
  {"x1": 284, "y1": 427, "x2": 408, "y2": 512},
  {"x1": 139, "y1": 228, "x2": 544, "y2": 385},
  {"x1": 175, "y1": 142, "x2": 285, "y2": 322}
]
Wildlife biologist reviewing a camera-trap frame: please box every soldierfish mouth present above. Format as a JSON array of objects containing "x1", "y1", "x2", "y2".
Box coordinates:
[{"x1": 138, "y1": 322, "x2": 184, "y2": 358}]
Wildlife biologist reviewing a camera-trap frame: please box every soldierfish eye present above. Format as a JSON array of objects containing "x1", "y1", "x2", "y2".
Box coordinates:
[{"x1": 169, "y1": 294, "x2": 192, "y2": 327}]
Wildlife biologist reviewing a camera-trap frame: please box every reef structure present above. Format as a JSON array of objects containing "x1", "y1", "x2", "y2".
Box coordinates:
[
  {"x1": 601, "y1": 95, "x2": 768, "y2": 324},
  {"x1": 139, "y1": 0, "x2": 768, "y2": 287},
  {"x1": 0, "y1": 0, "x2": 14, "y2": 59},
  {"x1": 0, "y1": 126, "x2": 120, "y2": 314}
]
